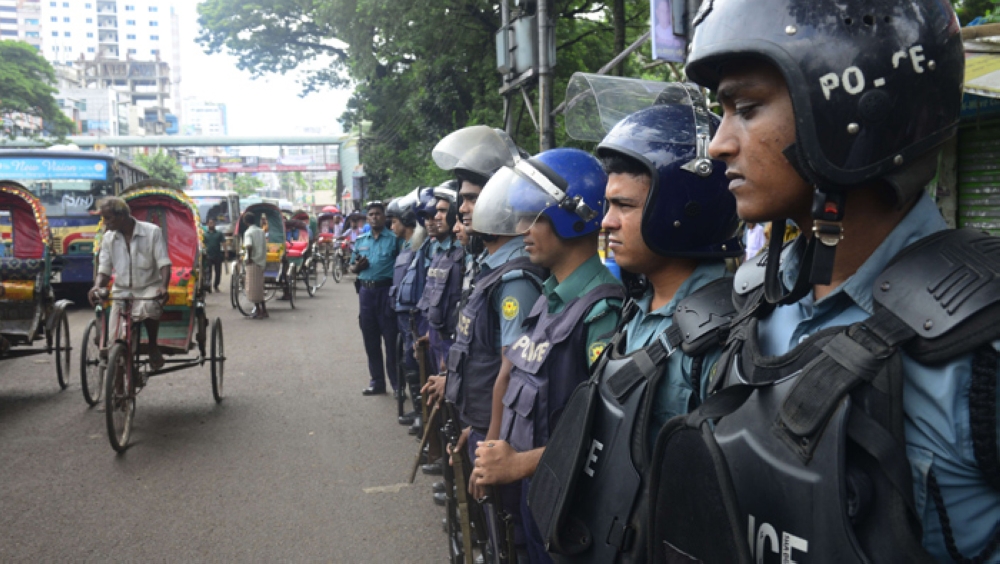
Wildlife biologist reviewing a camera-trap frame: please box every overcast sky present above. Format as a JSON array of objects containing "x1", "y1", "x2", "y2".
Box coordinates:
[{"x1": 175, "y1": 2, "x2": 352, "y2": 137}]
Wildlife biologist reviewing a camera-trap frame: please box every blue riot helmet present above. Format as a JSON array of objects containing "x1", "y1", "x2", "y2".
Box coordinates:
[
  {"x1": 414, "y1": 186, "x2": 437, "y2": 227},
  {"x1": 597, "y1": 94, "x2": 741, "y2": 258},
  {"x1": 474, "y1": 148, "x2": 607, "y2": 239},
  {"x1": 385, "y1": 189, "x2": 418, "y2": 228},
  {"x1": 433, "y1": 180, "x2": 459, "y2": 231}
]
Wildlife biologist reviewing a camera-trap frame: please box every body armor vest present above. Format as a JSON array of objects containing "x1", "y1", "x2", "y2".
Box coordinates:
[
  {"x1": 418, "y1": 244, "x2": 465, "y2": 335},
  {"x1": 500, "y1": 284, "x2": 626, "y2": 453},
  {"x1": 649, "y1": 229, "x2": 1000, "y2": 564},
  {"x1": 445, "y1": 256, "x2": 545, "y2": 431},
  {"x1": 391, "y1": 241, "x2": 428, "y2": 312},
  {"x1": 527, "y1": 278, "x2": 735, "y2": 563}
]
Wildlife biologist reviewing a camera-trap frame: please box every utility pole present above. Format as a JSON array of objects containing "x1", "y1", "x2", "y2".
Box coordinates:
[{"x1": 538, "y1": 0, "x2": 554, "y2": 150}]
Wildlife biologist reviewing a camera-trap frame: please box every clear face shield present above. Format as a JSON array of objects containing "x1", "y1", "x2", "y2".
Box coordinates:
[
  {"x1": 431, "y1": 125, "x2": 522, "y2": 178},
  {"x1": 472, "y1": 161, "x2": 598, "y2": 237},
  {"x1": 565, "y1": 73, "x2": 716, "y2": 177}
]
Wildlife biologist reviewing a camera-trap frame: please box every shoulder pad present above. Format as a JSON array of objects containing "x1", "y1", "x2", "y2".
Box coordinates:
[
  {"x1": 501, "y1": 267, "x2": 546, "y2": 288},
  {"x1": 674, "y1": 277, "x2": 737, "y2": 356},
  {"x1": 874, "y1": 229, "x2": 1000, "y2": 362},
  {"x1": 733, "y1": 240, "x2": 796, "y2": 297}
]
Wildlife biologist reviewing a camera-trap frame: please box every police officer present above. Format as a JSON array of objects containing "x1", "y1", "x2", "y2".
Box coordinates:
[
  {"x1": 351, "y1": 200, "x2": 404, "y2": 396},
  {"x1": 649, "y1": 1, "x2": 1000, "y2": 562},
  {"x1": 524, "y1": 94, "x2": 742, "y2": 563},
  {"x1": 387, "y1": 190, "x2": 428, "y2": 424},
  {"x1": 418, "y1": 181, "x2": 462, "y2": 376},
  {"x1": 470, "y1": 148, "x2": 627, "y2": 563}
]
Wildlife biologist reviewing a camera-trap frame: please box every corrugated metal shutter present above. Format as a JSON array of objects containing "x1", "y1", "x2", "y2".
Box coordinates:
[{"x1": 958, "y1": 120, "x2": 1000, "y2": 236}]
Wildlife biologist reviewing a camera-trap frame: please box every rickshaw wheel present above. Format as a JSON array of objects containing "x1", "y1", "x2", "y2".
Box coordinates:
[
  {"x1": 80, "y1": 318, "x2": 105, "y2": 406},
  {"x1": 332, "y1": 253, "x2": 344, "y2": 283},
  {"x1": 304, "y1": 260, "x2": 318, "y2": 297},
  {"x1": 105, "y1": 342, "x2": 134, "y2": 453},
  {"x1": 313, "y1": 255, "x2": 329, "y2": 290},
  {"x1": 287, "y1": 265, "x2": 297, "y2": 309},
  {"x1": 210, "y1": 317, "x2": 224, "y2": 403},
  {"x1": 229, "y1": 266, "x2": 239, "y2": 309},
  {"x1": 54, "y1": 310, "x2": 72, "y2": 389},
  {"x1": 234, "y1": 268, "x2": 255, "y2": 317}
]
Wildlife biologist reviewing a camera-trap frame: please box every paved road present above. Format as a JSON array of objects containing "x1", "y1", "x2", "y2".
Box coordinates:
[{"x1": 0, "y1": 272, "x2": 447, "y2": 563}]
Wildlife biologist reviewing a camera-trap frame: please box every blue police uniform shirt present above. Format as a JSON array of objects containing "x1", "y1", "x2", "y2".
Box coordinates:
[
  {"x1": 625, "y1": 261, "x2": 729, "y2": 451},
  {"x1": 352, "y1": 229, "x2": 402, "y2": 281},
  {"x1": 480, "y1": 236, "x2": 543, "y2": 349},
  {"x1": 757, "y1": 193, "x2": 1000, "y2": 561}
]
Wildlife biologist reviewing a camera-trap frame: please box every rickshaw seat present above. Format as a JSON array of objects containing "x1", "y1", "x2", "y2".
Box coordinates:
[
  {"x1": 286, "y1": 240, "x2": 308, "y2": 258},
  {"x1": 266, "y1": 242, "x2": 283, "y2": 264},
  {"x1": 0, "y1": 279, "x2": 34, "y2": 301},
  {"x1": 0, "y1": 257, "x2": 44, "y2": 281},
  {"x1": 166, "y1": 266, "x2": 196, "y2": 307}
]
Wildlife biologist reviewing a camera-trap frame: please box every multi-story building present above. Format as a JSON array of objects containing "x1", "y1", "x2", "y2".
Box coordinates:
[
  {"x1": 0, "y1": 0, "x2": 42, "y2": 48},
  {"x1": 38, "y1": 0, "x2": 175, "y2": 65},
  {"x1": 181, "y1": 97, "x2": 227, "y2": 136}
]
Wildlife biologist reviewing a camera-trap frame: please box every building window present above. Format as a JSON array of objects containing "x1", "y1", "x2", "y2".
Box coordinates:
[
  {"x1": 126, "y1": 33, "x2": 135, "y2": 39},
  {"x1": 87, "y1": 47, "x2": 95, "y2": 53},
  {"x1": 126, "y1": 19, "x2": 135, "y2": 25},
  {"x1": 50, "y1": 16, "x2": 56, "y2": 21},
  {"x1": 0, "y1": 29, "x2": 17, "y2": 37},
  {"x1": 25, "y1": 31, "x2": 40, "y2": 38},
  {"x1": 49, "y1": 1, "x2": 55, "y2": 6},
  {"x1": 63, "y1": 17, "x2": 69, "y2": 22},
  {"x1": 64, "y1": 46, "x2": 71, "y2": 51},
  {"x1": 149, "y1": 6, "x2": 157, "y2": 11},
  {"x1": 64, "y1": 31, "x2": 70, "y2": 36},
  {"x1": 127, "y1": 48, "x2": 136, "y2": 54},
  {"x1": 0, "y1": 17, "x2": 15, "y2": 24},
  {"x1": 150, "y1": 34, "x2": 158, "y2": 40},
  {"x1": 85, "y1": 3, "x2": 91, "y2": 7},
  {"x1": 149, "y1": 20, "x2": 158, "y2": 26},
  {"x1": 24, "y1": 18, "x2": 39, "y2": 25},
  {"x1": 86, "y1": 17, "x2": 92, "y2": 23},
  {"x1": 63, "y1": 2, "x2": 69, "y2": 6},
  {"x1": 151, "y1": 49, "x2": 158, "y2": 55},
  {"x1": 51, "y1": 31, "x2": 58, "y2": 36},
  {"x1": 86, "y1": 32, "x2": 93, "y2": 37},
  {"x1": 125, "y1": 5, "x2": 134, "y2": 10}
]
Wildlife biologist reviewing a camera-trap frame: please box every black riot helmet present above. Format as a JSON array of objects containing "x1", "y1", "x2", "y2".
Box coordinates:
[
  {"x1": 385, "y1": 190, "x2": 418, "y2": 228},
  {"x1": 433, "y1": 180, "x2": 459, "y2": 231},
  {"x1": 685, "y1": 0, "x2": 964, "y2": 302}
]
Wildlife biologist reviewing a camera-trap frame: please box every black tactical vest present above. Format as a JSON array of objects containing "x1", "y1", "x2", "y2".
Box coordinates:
[
  {"x1": 391, "y1": 240, "x2": 428, "y2": 312},
  {"x1": 500, "y1": 284, "x2": 626, "y2": 453},
  {"x1": 418, "y1": 244, "x2": 465, "y2": 335},
  {"x1": 649, "y1": 229, "x2": 1000, "y2": 564},
  {"x1": 445, "y1": 256, "x2": 545, "y2": 431}
]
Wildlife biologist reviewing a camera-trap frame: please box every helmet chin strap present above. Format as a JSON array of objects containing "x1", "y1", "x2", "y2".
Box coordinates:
[{"x1": 764, "y1": 145, "x2": 846, "y2": 305}]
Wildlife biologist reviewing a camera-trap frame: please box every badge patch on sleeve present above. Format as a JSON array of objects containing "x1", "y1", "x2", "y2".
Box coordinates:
[
  {"x1": 589, "y1": 342, "x2": 607, "y2": 364},
  {"x1": 502, "y1": 297, "x2": 519, "y2": 320}
]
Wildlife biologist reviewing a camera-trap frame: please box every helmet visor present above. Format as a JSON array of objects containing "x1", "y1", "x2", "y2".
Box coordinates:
[
  {"x1": 471, "y1": 163, "x2": 564, "y2": 236},
  {"x1": 432, "y1": 126, "x2": 522, "y2": 177}
]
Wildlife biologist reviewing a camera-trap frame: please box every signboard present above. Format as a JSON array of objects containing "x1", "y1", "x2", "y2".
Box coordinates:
[
  {"x1": 0, "y1": 157, "x2": 110, "y2": 180},
  {"x1": 651, "y1": 0, "x2": 686, "y2": 63},
  {"x1": 178, "y1": 156, "x2": 340, "y2": 174}
]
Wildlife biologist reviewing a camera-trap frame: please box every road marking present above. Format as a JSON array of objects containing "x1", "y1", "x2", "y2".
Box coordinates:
[{"x1": 363, "y1": 483, "x2": 410, "y2": 494}]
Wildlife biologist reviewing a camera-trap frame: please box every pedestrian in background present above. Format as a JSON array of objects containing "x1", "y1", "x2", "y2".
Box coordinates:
[
  {"x1": 242, "y1": 211, "x2": 268, "y2": 320},
  {"x1": 203, "y1": 218, "x2": 225, "y2": 293},
  {"x1": 351, "y1": 201, "x2": 404, "y2": 396}
]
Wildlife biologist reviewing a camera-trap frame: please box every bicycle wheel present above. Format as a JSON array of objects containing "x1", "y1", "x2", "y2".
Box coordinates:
[
  {"x1": 287, "y1": 265, "x2": 297, "y2": 309},
  {"x1": 235, "y1": 268, "x2": 255, "y2": 317},
  {"x1": 332, "y1": 254, "x2": 344, "y2": 283},
  {"x1": 313, "y1": 255, "x2": 328, "y2": 290},
  {"x1": 54, "y1": 309, "x2": 72, "y2": 390},
  {"x1": 210, "y1": 318, "x2": 224, "y2": 403},
  {"x1": 304, "y1": 259, "x2": 318, "y2": 297},
  {"x1": 104, "y1": 342, "x2": 134, "y2": 453},
  {"x1": 80, "y1": 318, "x2": 104, "y2": 406},
  {"x1": 229, "y1": 263, "x2": 241, "y2": 309}
]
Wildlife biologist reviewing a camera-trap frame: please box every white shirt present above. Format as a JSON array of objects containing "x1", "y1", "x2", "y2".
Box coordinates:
[
  {"x1": 98, "y1": 219, "x2": 172, "y2": 291},
  {"x1": 243, "y1": 225, "x2": 267, "y2": 267}
]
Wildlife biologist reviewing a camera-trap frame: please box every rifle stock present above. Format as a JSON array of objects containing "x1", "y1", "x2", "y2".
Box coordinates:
[
  {"x1": 409, "y1": 311, "x2": 430, "y2": 425},
  {"x1": 445, "y1": 404, "x2": 475, "y2": 564},
  {"x1": 409, "y1": 402, "x2": 440, "y2": 483}
]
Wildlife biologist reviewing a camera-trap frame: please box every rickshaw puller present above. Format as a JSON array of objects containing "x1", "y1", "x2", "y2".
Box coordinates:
[{"x1": 89, "y1": 196, "x2": 171, "y2": 372}]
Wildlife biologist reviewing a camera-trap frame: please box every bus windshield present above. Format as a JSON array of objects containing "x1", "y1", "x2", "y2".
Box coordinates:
[
  {"x1": 193, "y1": 196, "x2": 231, "y2": 225},
  {"x1": 0, "y1": 156, "x2": 114, "y2": 216}
]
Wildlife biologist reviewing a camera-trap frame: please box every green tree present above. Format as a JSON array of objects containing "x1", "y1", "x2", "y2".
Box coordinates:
[
  {"x1": 197, "y1": 1, "x2": 653, "y2": 196},
  {"x1": 232, "y1": 173, "x2": 266, "y2": 197},
  {"x1": 134, "y1": 150, "x2": 188, "y2": 187},
  {"x1": 0, "y1": 40, "x2": 76, "y2": 139}
]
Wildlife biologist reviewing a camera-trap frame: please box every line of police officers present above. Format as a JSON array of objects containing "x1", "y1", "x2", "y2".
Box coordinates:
[{"x1": 349, "y1": 0, "x2": 1000, "y2": 561}]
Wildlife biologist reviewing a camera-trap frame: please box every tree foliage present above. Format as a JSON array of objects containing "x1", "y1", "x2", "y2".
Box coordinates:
[
  {"x1": 197, "y1": 0, "x2": 657, "y2": 196},
  {"x1": 0, "y1": 40, "x2": 76, "y2": 139},
  {"x1": 232, "y1": 173, "x2": 266, "y2": 197},
  {"x1": 134, "y1": 150, "x2": 188, "y2": 187}
]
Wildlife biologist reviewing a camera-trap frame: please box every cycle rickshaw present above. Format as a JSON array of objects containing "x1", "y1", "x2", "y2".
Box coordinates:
[
  {"x1": 230, "y1": 202, "x2": 297, "y2": 315},
  {"x1": 80, "y1": 182, "x2": 225, "y2": 452},
  {"x1": 0, "y1": 182, "x2": 73, "y2": 388},
  {"x1": 286, "y1": 210, "x2": 327, "y2": 296}
]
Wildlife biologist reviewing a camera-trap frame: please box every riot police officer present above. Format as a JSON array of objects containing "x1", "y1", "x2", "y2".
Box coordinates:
[
  {"x1": 648, "y1": 1, "x2": 1000, "y2": 562},
  {"x1": 526, "y1": 93, "x2": 742, "y2": 563},
  {"x1": 469, "y1": 147, "x2": 627, "y2": 563}
]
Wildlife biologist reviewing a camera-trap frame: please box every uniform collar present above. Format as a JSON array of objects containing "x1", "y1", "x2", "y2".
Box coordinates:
[
  {"x1": 780, "y1": 193, "x2": 946, "y2": 315},
  {"x1": 483, "y1": 236, "x2": 526, "y2": 270},
  {"x1": 544, "y1": 255, "x2": 607, "y2": 309},
  {"x1": 636, "y1": 260, "x2": 728, "y2": 319}
]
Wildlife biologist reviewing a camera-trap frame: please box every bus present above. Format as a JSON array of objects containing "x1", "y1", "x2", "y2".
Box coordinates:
[
  {"x1": 0, "y1": 149, "x2": 149, "y2": 286},
  {"x1": 188, "y1": 189, "x2": 240, "y2": 259}
]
